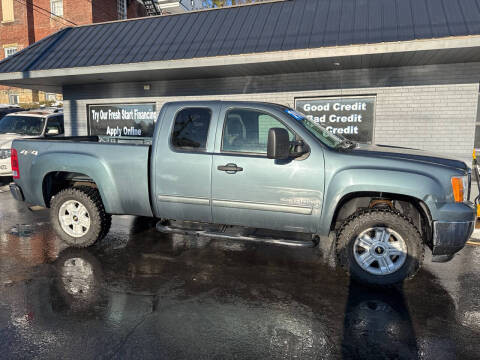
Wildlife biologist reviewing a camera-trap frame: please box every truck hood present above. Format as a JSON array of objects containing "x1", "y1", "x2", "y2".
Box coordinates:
[
  {"x1": 0, "y1": 134, "x2": 29, "y2": 149},
  {"x1": 351, "y1": 144, "x2": 468, "y2": 171}
]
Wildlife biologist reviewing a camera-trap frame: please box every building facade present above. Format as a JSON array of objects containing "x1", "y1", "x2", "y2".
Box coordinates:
[
  {"x1": 0, "y1": 0, "x2": 479, "y2": 164},
  {"x1": 0, "y1": 0, "x2": 147, "y2": 106},
  {"x1": 61, "y1": 62, "x2": 479, "y2": 164}
]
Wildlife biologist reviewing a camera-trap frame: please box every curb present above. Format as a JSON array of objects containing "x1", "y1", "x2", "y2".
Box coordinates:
[{"x1": 470, "y1": 228, "x2": 480, "y2": 242}]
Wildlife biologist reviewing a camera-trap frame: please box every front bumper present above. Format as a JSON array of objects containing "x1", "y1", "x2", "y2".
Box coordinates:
[
  {"x1": 432, "y1": 220, "x2": 475, "y2": 256},
  {"x1": 9, "y1": 183, "x2": 24, "y2": 202},
  {"x1": 0, "y1": 157, "x2": 12, "y2": 176}
]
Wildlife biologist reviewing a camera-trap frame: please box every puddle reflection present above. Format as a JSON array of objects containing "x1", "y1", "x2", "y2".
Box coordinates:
[{"x1": 0, "y1": 213, "x2": 477, "y2": 358}]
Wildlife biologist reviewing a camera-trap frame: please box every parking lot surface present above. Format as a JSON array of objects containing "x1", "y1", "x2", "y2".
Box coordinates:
[{"x1": 1, "y1": 182, "x2": 480, "y2": 359}]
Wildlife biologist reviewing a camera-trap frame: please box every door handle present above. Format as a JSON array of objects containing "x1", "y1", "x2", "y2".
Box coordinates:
[{"x1": 217, "y1": 163, "x2": 243, "y2": 173}]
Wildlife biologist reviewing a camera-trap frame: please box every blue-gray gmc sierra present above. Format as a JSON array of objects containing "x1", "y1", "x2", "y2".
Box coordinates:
[{"x1": 9, "y1": 101, "x2": 476, "y2": 286}]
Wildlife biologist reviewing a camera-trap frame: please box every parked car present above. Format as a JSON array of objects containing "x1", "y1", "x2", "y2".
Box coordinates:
[
  {"x1": 8, "y1": 101, "x2": 476, "y2": 286},
  {"x1": 0, "y1": 104, "x2": 23, "y2": 120},
  {"x1": 0, "y1": 109, "x2": 64, "y2": 177}
]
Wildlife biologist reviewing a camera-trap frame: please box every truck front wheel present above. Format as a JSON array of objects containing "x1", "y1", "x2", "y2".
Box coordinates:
[
  {"x1": 51, "y1": 187, "x2": 111, "y2": 248},
  {"x1": 336, "y1": 209, "x2": 424, "y2": 286}
]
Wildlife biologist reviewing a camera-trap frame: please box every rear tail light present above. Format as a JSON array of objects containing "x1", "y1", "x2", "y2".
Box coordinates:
[{"x1": 11, "y1": 148, "x2": 19, "y2": 179}]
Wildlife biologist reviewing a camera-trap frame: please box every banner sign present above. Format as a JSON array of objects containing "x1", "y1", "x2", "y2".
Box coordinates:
[
  {"x1": 295, "y1": 96, "x2": 376, "y2": 143},
  {"x1": 88, "y1": 103, "x2": 157, "y2": 142}
]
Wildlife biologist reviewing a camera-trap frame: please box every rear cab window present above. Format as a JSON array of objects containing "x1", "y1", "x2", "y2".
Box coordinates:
[{"x1": 171, "y1": 108, "x2": 212, "y2": 151}]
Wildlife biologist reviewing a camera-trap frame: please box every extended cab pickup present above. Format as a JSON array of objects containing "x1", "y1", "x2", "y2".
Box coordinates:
[{"x1": 9, "y1": 101, "x2": 476, "y2": 285}]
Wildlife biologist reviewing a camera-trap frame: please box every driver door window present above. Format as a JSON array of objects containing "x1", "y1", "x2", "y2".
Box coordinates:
[{"x1": 221, "y1": 109, "x2": 294, "y2": 154}]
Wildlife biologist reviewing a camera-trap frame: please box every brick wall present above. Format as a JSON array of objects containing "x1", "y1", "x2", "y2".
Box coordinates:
[
  {"x1": 0, "y1": 0, "x2": 90, "y2": 102},
  {"x1": 63, "y1": 62, "x2": 480, "y2": 163},
  {"x1": 0, "y1": 0, "x2": 30, "y2": 97},
  {"x1": 127, "y1": 0, "x2": 147, "y2": 19},
  {"x1": 32, "y1": 1, "x2": 150, "y2": 42},
  {"x1": 32, "y1": 0, "x2": 93, "y2": 41},
  {"x1": 0, "y1": 1, "x2": 97, "y2": 62},
  {"x1": 0, "y1": 1, "x2": 30, "y2": 61},
  {"x1": 92, "y1": 0, "x2": 115, "y2": 23},
  {"x1": 92, "y1": 0, "x2": 147, "y2": 23}
]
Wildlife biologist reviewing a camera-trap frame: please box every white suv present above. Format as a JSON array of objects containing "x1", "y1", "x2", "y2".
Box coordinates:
[{"x1": 0, "y1": 109, "x2": 64, "y2": 177}]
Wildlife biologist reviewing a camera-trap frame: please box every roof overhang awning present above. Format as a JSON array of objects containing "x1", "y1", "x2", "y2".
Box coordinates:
[{"x1": 1, "y1": 35, "x2": 480, "y2": 93}]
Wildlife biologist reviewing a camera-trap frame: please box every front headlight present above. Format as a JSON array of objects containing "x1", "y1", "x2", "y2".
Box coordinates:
[
  {"x1": 0, "y1": 149, "x2": 11, "y2": 159},
  {"x1": 451, "y1": 175, "x2": 469, "y2": 203}
]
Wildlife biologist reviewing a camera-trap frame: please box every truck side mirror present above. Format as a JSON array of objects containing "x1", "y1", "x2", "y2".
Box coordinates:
[
  {"x1": 46, "y1": 128, "x2": 59, "y2": 136},
  {"x1": 267, "y1": 128, "x2": 290, "y2": 160}
]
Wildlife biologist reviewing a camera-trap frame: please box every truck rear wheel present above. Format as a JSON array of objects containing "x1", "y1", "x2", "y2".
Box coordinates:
[
  {"x1": 50, "y1": 187, "x2": 111, "y2": 248},
  {"x1": 336, "y1": 209, "x2": 424, "y2": 286}
]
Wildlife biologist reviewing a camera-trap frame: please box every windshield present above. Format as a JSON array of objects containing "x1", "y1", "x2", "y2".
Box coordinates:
[
  {"x1": 0, "y1": 115, "x2": 45, "y2": 136},
  {"x1": 283, "y1": 108, "x2": 353, "y2": 149}
]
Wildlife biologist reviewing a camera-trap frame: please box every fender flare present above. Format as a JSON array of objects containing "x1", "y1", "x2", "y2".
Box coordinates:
[
  {"x1": 31, "y1": 152, "x2": 120, "y2": 213},
  {"x1": 319, "y1": 168, "x2": 443, "y2": 235}
]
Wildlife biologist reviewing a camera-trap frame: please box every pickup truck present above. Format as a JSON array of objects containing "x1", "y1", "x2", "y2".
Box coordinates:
[{"x1": 9, "y1": 101, "x2": 476, "y2": 286}]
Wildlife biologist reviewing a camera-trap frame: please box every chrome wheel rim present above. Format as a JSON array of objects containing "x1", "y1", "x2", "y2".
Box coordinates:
[
  {"x1": 59, "y1": 200, "x2": 91, "y2": 238},
  {"x1": 353, "y1": 227, "x2": 407, "y2": 276}
]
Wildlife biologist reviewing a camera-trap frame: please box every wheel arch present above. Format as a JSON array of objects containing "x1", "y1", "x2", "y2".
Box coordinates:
[
  {"x1": 42, "y1": 171, "x2": 102, "y2": 208},
  {"x1": 24, "y1": 150, "x2": 120, "y2": 213},
  {"x1": 329, "y1": 191, "x2": 433, "y2": 248}
]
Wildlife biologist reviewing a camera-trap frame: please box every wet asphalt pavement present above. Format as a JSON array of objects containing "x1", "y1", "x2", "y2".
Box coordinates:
[{"x1": 1, "y1": 180, "x2": 480, "y2": 359}]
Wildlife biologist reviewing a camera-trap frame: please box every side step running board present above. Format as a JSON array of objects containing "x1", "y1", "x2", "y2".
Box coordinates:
[{"x1": 156, "y1": 223, "x2": 318, "y2": 248}]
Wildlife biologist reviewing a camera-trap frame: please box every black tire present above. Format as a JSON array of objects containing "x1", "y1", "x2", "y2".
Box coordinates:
[
  {"x1": 50, "y1": 186, "x2": 111, "y2": 248},
  {"x1": 336, "y1": 208, "x2": 424, "y2": 286}
]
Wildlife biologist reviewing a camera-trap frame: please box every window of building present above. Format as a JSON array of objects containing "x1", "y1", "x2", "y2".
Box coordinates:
[
  {"x1": 50, "y1": 0, "x2": 63, "y2": 17},
  {"x1": 8, "y1": 94, "x2": 19, "y2": 105},
  {"x1": 117, "y1": 0, "x2": 127, "y2": 19},
  {"x1": 1, "y1": 0, "x2": 14, "y2": 22},
  {"x1": 222, "y1": 109, "x2": 294, "y2": 154},
  {"x1": 171, "y1": 108, "x2": 211, "y2": 151},
  {"x1": 45, "y1": 93, "x2": 57, "y2": 102},
  {"x1": 4, "y1": 46, "x2": 17, "y2": 58}
]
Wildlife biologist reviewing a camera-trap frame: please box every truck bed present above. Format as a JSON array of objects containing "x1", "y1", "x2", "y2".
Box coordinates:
[{"x1": 12, "y1": 137, "x2": 153, "y2": 217}]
